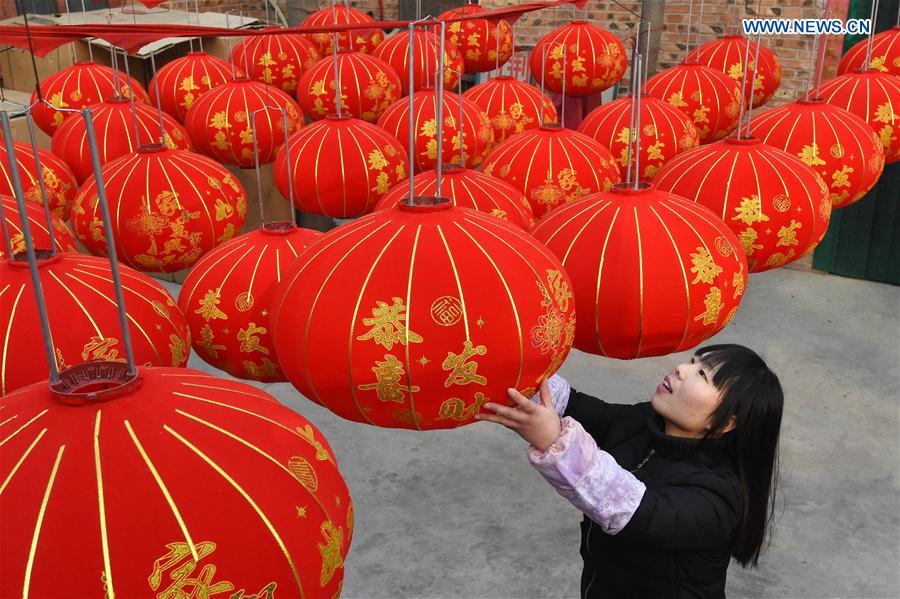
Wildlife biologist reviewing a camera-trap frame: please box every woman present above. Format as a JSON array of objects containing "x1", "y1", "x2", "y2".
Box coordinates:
[{"x1": 475, "y1": 344, "x2": 783, "y2": 598}]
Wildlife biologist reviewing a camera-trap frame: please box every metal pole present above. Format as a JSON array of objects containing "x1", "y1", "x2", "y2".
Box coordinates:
[
  {"x1": 736, "y1": 36, "x2": 752, "y2": 136},
  {"x1": 560, "y1": 43, "x2": 567, "y2": 126},
  {"x1": 743, "y1": 32, "x2": 762, "y2": 137},
  {"x1": 407, "y1": 22, "x2": 417, "y2": 205},
  {"x1": 184, "y1": 0, "x2": 195, "y2": 53},
  {"x1": 23, "y1": 111, "x2": 59, "y2": 254},
  {"x1": 332, "y1": 33, "x2": 343, "y2": 117},
  {"x1": 149, "y1": 51, "x2": 167, "y2": 144},
  {"x1": 194, "y1": 0, "x2": 204, "y2": 53},
  {"x1": 281, "y1": 109, "x2": 296, "y2": 227},
  {"x1": 539, "y1": 44, "x2": 549, "y2": 127},
  {"x1": 684, "y1": 0, "x2": 694, "y2": 60},
  {"x1": 80, "y1": 0, "x2": 94, "y2": 62},
  {"x1": 118, "y1": 48, "x2": 143, "y2": 145},
  {"x1": 436, "y1": 20, "x2": 446, "y2": 198},
  {"x1": 865, "y1": 0, "x2": 881, "y2": 68},
  {"x1": 457, "y1": 69, "x2": 465, "y2": 166},
  {"x1": 250, "y1": 112, "x2": 265, "y2": 226},
  {"x1": 633, "y1": 54, "x2": 643, "y2": 190}
]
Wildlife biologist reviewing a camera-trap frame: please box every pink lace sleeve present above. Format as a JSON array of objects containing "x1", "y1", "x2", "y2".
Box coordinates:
[
  {"x1": 529, "y1": 374, "x2": 570, "y2": 417},
  {"x1": 527, "y1": 417, "x2": 646, "y2": 535}
]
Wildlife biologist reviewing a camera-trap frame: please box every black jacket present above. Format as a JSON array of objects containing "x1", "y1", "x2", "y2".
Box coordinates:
[{"x1": 564, "y1": 386, "x2": 743, "y2": 599}]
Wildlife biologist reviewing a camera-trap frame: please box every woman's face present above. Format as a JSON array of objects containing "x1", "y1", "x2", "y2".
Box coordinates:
[{"x1": 651, "y1": 354, "x2": 731, "y2": 438}]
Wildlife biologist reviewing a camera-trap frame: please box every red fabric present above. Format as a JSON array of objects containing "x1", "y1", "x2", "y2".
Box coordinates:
[
  {"x1": 51, "y1": 98, "x2": 191, "y2": 183},
  {"x1": 645, "y1": 62, "x2": 742, "y2": 144},
  {"x1": 815, "y1": 69, "x2": 900, "y2": 163},
  {"x1": 373, "y1": 29, "x2": 462, "y2": 94},
  {"x1": 749, "y1": 98, "x2": 885, "y2": 208},
  {"x1": 0, "y1": 254, "x2": 190, "y2": 395},
  {"x1": 272, "y1": 203, "x2": 576, "y2": 429},
  {"x1": 529, "y1": 21, "x2": 627, "y2": 97},
  {"x1": 377, "y1": 88, "x2": 494, "y2": 173},
  {"x1": 148, "y1": 52, "x2": 240, "y2": 123},
  {"x1": 0, "y1": 141, "x2": 78, "y2": 220},
  {"x1": 463, "y1": 76, "x2": 558, "y2": 143},
  {"x1": 578, "y1": 94, "x2": 700, "y2": 181},
  {"x1": 273, "y1": 115, "x2": 407, "y2": 218},
  {"x1": 654, "y1": 136, "x2": 831, "y2": 273},
  {"x1": 302, "y1": 5, "x2": 384, "y2": 55},
  {"x1": 30, "y1": 62, "x2": 149, "y2": 136},
  {"x1": 531, "y1": 185, "x2": 748, "y2": 359},
  {"x1": 179, "y1": 225, "x2": 322, "y2": 381},
  {"x1": 183, "y1": 79, "x2": 303, "y2": 167},
  {"x1": 71, "y1": 146, "x2": 246, "y2": 273},
  {"x1": 0, "y1": 366, "x2": 352, "y2": 596},
  {"x1": 838, "y1": 26, "x2": 900, "y2": 77},
  {"x1": 482, "y1": 126, "x2": 620, "y2": 218},
  {"x1": 686, "y1": 35, "x2": 782, "y2": 109},
  {"x1": 439, "y1": 4, "x2": 514, "y2": 74},
  {"x1": 230, "y1": 34, "x2": 320, "y2": 93},
  {"x1": 374, "y1": 165, "x2": 534, "y2": 229},
  {"x1": 0, "y1": 195, "x2": 77, "y2": 259},
  {"x1": 296, "y1": 51, "x2": 401, "y2": 123}
]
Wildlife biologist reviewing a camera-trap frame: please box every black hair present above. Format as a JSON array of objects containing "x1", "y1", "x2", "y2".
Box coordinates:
[{"x1": 694, "y1": 343, "x2": 783, "y2": 568}]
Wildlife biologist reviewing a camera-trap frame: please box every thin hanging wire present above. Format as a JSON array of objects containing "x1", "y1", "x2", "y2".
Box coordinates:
[
  {"x1": 814, "y1": 8, "x2": 832, "y2": 93},
  {"x1": 149, "y1": 51, "x2": 168, "y2": 144},
  {"x1": 742, "y1": 31, "x2": 762, "y2": 137},
  {"x1": 406, "y1": 19, "x2": 428, "y2": 205},
  {"x1": 624, "y1": 42, "x2": 639, "y2": 187},
  {"x1": 684, "y1": 0, "x2": 694, "y2": 62},
  {"x1": 184, "y1": 0, "x2": 195, "y2": 53},
  {"x1": 194, "y1": 0, "x2": 204, "y2": 53},
  {"x1": 735, "y1": 35, "x2": 752, "y2": 136},
  {"x1": 281, "y1": 109, "x2": 297, "y2": 228},
  {"x1": 240, "y1": 11, "x2": 251, "y2": 77},
  {"x1": 80, "y1": 0, "x2": 95, "y2": 62},
  {"x1": 63, "y1": 0, "x2": 78, "y2": 63},
  {"x1": 435, "y1": 19, "x2": 447, "y2": 199},
  {"x1": 24, "y1": 114, "x2": 59, "y2": 255},
  {"x1": 539, "y1": 44, "x2": 549, "y2": 126},
  {"x1": 865, "y1": 0, "x2": 882, "y2": 68},
  {"x1": 117, "y1": 48, "x2": 143, "y2": 146},
  {"x1": 642, "y1": 19, "x2": 652, "y2": 92},
  {"x1": 633, "y1": 53, "x2": 644, "y2": 190},
  {"x1": 687, "y1": 0, "x2": 705, "y2": 57},
  {"x1": 560, "y1": 42, "x2": 568, "y2": 126},
  {"x1": 332, "y1": 33, "x2": 343, "y2": 117},
  {"x1": 225, "y1": 11, "x2": 237, "y2": 79},
  {"x1": 804, "y1": 23, "x2": 821, "y2": 100},
  {"x1": 456, "y1": 67, "x2": 465, "y2": 166}
]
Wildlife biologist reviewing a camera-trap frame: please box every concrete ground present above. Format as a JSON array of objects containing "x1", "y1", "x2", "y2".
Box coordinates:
[{"x1": 164, "y1": 266, "x2": 900, "y2": 598}]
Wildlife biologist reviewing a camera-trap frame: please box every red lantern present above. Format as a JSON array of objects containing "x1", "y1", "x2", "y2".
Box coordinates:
[
  {"x1": 70, "y1": 145, "x2": 247, "y2": 273},
  {"x1": 302, "y1": 5, "x2": 385, "y2": 54},
  {"x1": 148, "y1": 52, "x2": 242, "y2": 123},
  {"x1": 0, "y1": 253, "x2": 190, "y2": 395},
  {"x1": 184, "y1": 78, "x2": 304, "y2": 167},
  {"x1": 645, "y1": 61, "x2": 742, "y2": 144},
  {"x1": 296, "y1": 51, "x2": 401, "y2": 123},
  {"x1": 531, "y1": 183, "x2": 748, "y2": 358},
  {"x1": 482, "y1": 125, "x2": 620, "y2": 218},
  {"x1": 654, "y1": 135, "x2": 831, "y2": 272},
  {"x1": 686, "y1": 35, "x2": 782, "y2": 108},
  {"x1": 529, "y1": 21, "x2": 626, "y2": 97},
  {"x1": 438, "y1": 4, "x2": 513, "y2": 74},
  {"x1": 838, "y1": 26, "x2": 900, "y2": 77},
  {"x1": 372, "y1": 29, "x2": 462, "y2": 94},
  {"x1": 0, "y1": 364, "x2": 352, "y2": 596},
  {"x1": 374, "y1": 164, "x2": 534, "y2": 228},
  {"x1": 578, "y1": 94, "x2": 701, "y2": 180},
  {"x1": 816, "y1": 69, "x2": 900, "y2": 163},
  {"x1": 274, "y1": 115, "x2": 407, "y2": 218},
  {"x1": 29, "y1": 62, "x2": 149, "y2": 136},
  {"x1": 1, "y1": 140, "x2": 78, "y2": 220},
  {"x1": 179, "y1": 223, "x2": 322, "y2": 382},
  {"x1": 749, "y1": 97, "x2": 885, "y2": 208},
  {"x1": 272, "y1": 200, "x2": 576, "y2": 429},
  {"x1": 230, "y1": 33, "x2": 321, "y2": 93},
  {"x1": 0, "y1": 195, "x2": 78, "y2": 259},
  {"x1": 462, "y1": 76, "x2": 558, "y2": 143},
  {"x1": 51, "y1": 98, "x2": 191, "y2": 184},
  {"x1": 377, "y1": 88, "x2": 494, "y2": 173}
]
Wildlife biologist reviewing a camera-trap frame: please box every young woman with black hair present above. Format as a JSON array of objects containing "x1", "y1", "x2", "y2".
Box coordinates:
[{"x1": 475, "y1": 344, "x2": 783, "y2": 598}]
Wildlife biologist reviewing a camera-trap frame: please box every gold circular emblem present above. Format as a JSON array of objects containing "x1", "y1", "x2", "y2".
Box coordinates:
[
  {"x1": 714, "y1": 236, "x2": 733, "y2": 257},
  {"x1": 235, "y1": 291, "x2": 254, "y2": 312},
  {"x1": 829, "y1": 143, "x2": 845, "y2": 158},
  {"x1": 772, "y1": 194, "x2": 791, "y2": 213},
  {"x1": 430, "y1": 296, "x2": 463, "y2": 327}
]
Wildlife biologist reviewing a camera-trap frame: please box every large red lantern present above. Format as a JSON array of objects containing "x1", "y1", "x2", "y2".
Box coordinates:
[
  {"x1": 438, "y1": 4, "x2": 513, "y2": 74},
  {"x1": 578, "y1": 94, "x2": 701, "y2": 180},
  {"x1": 273, "y1": 200, "x2": 576, "y2": 429},
  {"x1": 179, "y1": 223, "x2": 322, "y2": 382},
  {"x1": 377, "y1": 88, "x2": 494, "y2": 172},
  {"x1": 70, "y1": 145, "x2": 247, "y2": 273},
  {"x1": 148, "y1": 52, "x2": 242, "y2": 123},
  {"x1": 654, "y1": 135, "x2": 831, "y2": 272},
  {"x1": 51, "y1": 98, "x2": 191, "y2": 183},
  {"x1": 838, "y1": 27, "x2": 900, "y2": 77},
  {"x1": 374, "y1": 164, "x2": 534, "y2": 228},
  {"x1": 645, "y1": 62, "x2": 742, "y2": 144},
  {"x1": 529, "y1": 21, "x2": 626, "y2": 97},
  {"x1": 302, "y1": 4, "x2": 385, "y2": 54},
  {"x1": 273, "y1": 115, "x2": 407, "y2": 218},
  {"x1": 749, "y1": 97, "x2": 885, "y2": 208},
  {"x1": 29, "y1": 62, "x2": 149, "y2": 136},
  {"x1": 0, "y1": 364, "x2": 352, "y2": 596},
  {"x1": 482, "y1": 125, "x2": 620, "y2": 218},
  {"x1": 372, "y1": 29, "x2": 462, "y2": 94},
  {"x1": 531, "y1": 183, "x2": 748, "y2": 358},
  {"x1": 0, "y1": 195, "x2": 77, "y2": 259},
  {"x1": 230, "y1": 32, "x2": 321, "y2": 93},
  {"x1": 296, "y1": 51, "x2": 401, "y2": 123},
  {"x1": 1, "y1": 140, "x2": 78, "y2": 220},
  {"x1": 462, "y1": 76, "x2": 558, "y2": 143},
  {"x1": 686, "y1": 35, "x2": 782, "y2": 108},
  {"x1": 816, "y1": 69, "x2": 900, "y2": 163},
  {"x1": 184, "y1": 78, "x2": 304, "y2": 167},
  {"x1": 0, "y1": 253, "x2": 190, "y2": 395}
]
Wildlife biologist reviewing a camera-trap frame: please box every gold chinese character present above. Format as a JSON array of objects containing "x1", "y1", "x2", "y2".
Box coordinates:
[
  {"x1": 318, "y1": 521, "x2": 345, "y2": 586},
  {"x1": 148, "y1": 541, "x2": 234, "y2": 598},
  {"x1": 731, "y1": 195, "x2": 769, "y2": 225},
  {"x1": 737, "y1": 227, "x2": 763, "y2": 256},
  {"x1": 776, "y1": 220, "x2": 802, "y2": 247},
  {"x1": 798, "y1": 143, "x2": 826, "y2": 166},
  {"x1": 694, "y1": 287, "x2": 723, "y2": 326},
  {"x1": 689, "y1": 247, "x2": 723, "y2": 284},
  {"x1": 358, "y1": 354, "x2": 420, "y2": 402},
  {"x1": 442, "y1": 340, "x2": 488, "y2": 387},
  {"x1": 195, "y1": 289, "x2": 228, "y2": 322},
  {"x1": 437, "y1": 392, "x2": 489, "y2": 421},
  {"x1": 237, "y1": 322, "x2": 269, "y2": 354},
  {"x1": 81, "y1": 336, "x2": 121, "y2": 361},
  {"x1": 357, "y1": 298, "x2": 423, "y2": 349}
]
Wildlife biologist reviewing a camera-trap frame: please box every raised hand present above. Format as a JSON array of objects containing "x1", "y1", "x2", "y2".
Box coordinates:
[{"x1": 474, "y1": 378, "x2": 563, "y2": 452}]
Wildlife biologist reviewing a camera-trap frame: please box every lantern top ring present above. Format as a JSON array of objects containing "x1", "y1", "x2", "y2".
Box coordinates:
[
  {"x1": 399, "y1": 196, "x2": 452, "y2": 212},
  {"x1": 6, "y1": 249, "x2": 60, "y2": 269},
  {"x1": 137, "y1": 143, "x2": 168, "y2": 154},
  {"x1": 260, "y1": 220, "x2": 295, "y2": 235},
  {"x1": 50, "y1": 361, "x2": 142, "y2": 406},
  {"x1": 611, "y1": 181, "x2": 652, "y2": 194},
  {"x1": 325, "y1": 114, "x2": 354, "y2": 121},
  {"x1": 798, "y1": 96, "x2": 825, "y2": 105},
  {"x1": 724, "y1": 134, "x2": 762, "y2": 146}
]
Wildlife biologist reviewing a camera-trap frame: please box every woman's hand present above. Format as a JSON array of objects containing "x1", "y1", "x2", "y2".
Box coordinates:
[{"x1": 474, "y1": 378, "x2": 562, "y2": 452}]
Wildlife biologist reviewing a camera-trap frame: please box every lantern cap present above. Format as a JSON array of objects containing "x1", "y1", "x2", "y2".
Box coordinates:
[
  {"x1": 260, "y1": 220, "x2": 295, "y2": 235},
  {"x1": 104, "y1": 96, "x2": 133, "y2": 104},
  {"x1": 50, "y1": 361, "x2": 142, "y2": 406},
  {"x1": 611, "y1": 181, "x2": 653, "y2": 194},
  {"x1": 492, "y1": 75, "x2": 515, "y2": 81},
  {"x1": 679, "y1": 59, "x2": 702, "y2": 66},
  {"x1": 441, "y1": 162, "x2": 465, "y2": 173},
  {"x1": 570, "y1": 20, "x2": 589, "y2": 25},
  {"x1": 136, "y1": 143, "x2": 168, "y2": 154},
  {"x1": 6, "y1": 249, "x2": 60, "y2": 269},
  {"x1": 724, "y1": 134, "x2": 762, "y2": 146},
  {"x1": 797, "y1": 96, "x2": 825, "y2": 105},
  {"x1": 325, "y1": 114, "x2": 353, "y2": 121},
  {"x1": 398, "y1": 196, "x2": 452, "y2": 212},
  {"x1": 538, "y1": 124, "x2": 565, "y2": 132}
]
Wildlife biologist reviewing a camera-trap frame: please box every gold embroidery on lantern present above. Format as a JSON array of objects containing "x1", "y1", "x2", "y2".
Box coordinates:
[
  {"x1": 874, "y1": 102, "x2": 893, "y2": 124},
  {"x1": 689, "y1": 247, "x2": 723, "y2": 284},
  {"x1": 169, "y1": 335, "x2": 187, "y2": 367},
  {"x1": 210, "y1": 111, "x2": 230, "y2": 130},
  {"x1": 731, "y1": 195, "x2": 769, "y2": 225},
  {"x1": 737, "y1": 227, "x2": 763, "y2": 256},
  {"x1": 832, "y1": 165, "x2": 853, "y2": 188},
  {"x1": 667, "y1": 92, "x2": 688, "y2": 109},
  {"x1": 197, "y1": 325, "x2": 225, "y2": 359},
  {"x1": 545, "y1": 269, "x2": 573, "y2": 311},
  {"x1": 765, "y1": 250, "x2": 795, "y2": 268},
  {"x1": 357, "y1": 298, "x2": 423, "y2": 349},
  {"x1": 776, "y1": 220, "x2": 802, "y2": 247},
  {"x1": 367, "y1": 149, "x2": 388, "y2": 170},
  {"x1": 693, "y1": 106, "x2": 710, "y2": 124},
  {"x1": 732, "y1": 269, "x2": 745, "y2": 299},
  {"x1": 437, "y1": 392, "x2": 489, "y2": 421},
  {"x1": 195, "y1": 289, "x2": 228, "y2": 321},
  {"x1": 295, "y1": 424, "x2": 334, "y2": 463},
  {"x1": 877, "y1": 125, "x2": 896, "y2": 149},
  {"x1": 430, "y1": 296, "x2": 463, "y2": 326},
  {"x1": 148, "y1": 541, "x2": 235, "y2": 597},
  {"x1": 646, "y1": 140, "x2": 665, "y2": 162},
  {"x1": 318, "y1": 521, "x2": 344, "y2": 586},
  {"x1": 81, "y1": 336, "x2": 121, "y2": 361},
  {"x1": 243, "y1": 358, "x2": 279, "y2": 379},
  {"x1": 287, "y1": 455, "x2": 319, "y2": 491},
  {"x1": 727, "y1": 63, "x2": 743, "y2": 80},
  {"x1": 714, "y1": 237, "x2": 733, "y2": 257},
  {"x1": 358, "y1": 354, "x2": 420, "y2": 402},
  {"x1": 442, "y1": 340, "x2": 488, "y2": 387},
  {"x1": 694, "y1": 287, "x2": 723, "y2": 326},
  {"x1": 237, "y1": 322, "x2": 269, "y2": 354},
  {"x1": 798, "y1": 143, "x2": 827, "y2": 166}
]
